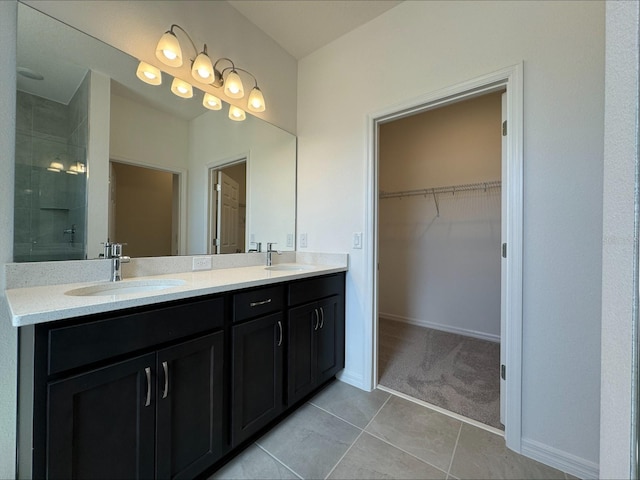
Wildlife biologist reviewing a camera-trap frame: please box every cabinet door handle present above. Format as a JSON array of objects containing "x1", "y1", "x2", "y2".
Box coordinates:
[
  {"x1": 162, "y1": 361, "x2": 169, "y2": 399},
  {"x1": 277, "y1": 320, "x2": 283, "y2": 347},
  {"x1": 250, "y1": 298, "x2": 272, "y2": 307},
  {"x1": 144, "y1": 367, "x2": 151, "y2": 407},
  {"x1": 314, "y1": 309, "x2": 319, "y2": 331},
  {"x1": 319, "y1": 307, "x2": 324, "y2": 329}
]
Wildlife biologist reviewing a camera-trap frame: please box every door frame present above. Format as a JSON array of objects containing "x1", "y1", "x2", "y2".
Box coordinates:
[
  {"x1": 364, "y1": 63, "x2": 524, "y2": 451},
  {"x1": 205, "y1": 154, "x2": 249, "y2": 254},
  {"x1": 109, "y1": 155, "x2": 187, "y2": 255}
]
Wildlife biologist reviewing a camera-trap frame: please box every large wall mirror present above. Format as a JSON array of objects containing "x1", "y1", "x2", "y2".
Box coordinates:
[{"x1": 14, "y1": 2, "x2": 296, "y2": 262}]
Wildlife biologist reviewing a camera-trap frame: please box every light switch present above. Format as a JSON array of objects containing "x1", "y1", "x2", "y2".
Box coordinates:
[{"x1": 353, "y1": 232, "x2": 363, "y2": 249}]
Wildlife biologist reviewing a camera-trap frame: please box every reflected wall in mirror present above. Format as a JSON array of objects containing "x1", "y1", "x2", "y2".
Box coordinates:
[{"x1": 14, "y1": 2, "x2": 297, "y2": 262}]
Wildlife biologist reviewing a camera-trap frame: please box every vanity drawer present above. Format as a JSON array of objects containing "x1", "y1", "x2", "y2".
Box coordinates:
[
  {"x1": 288, "y1": 274, "x2": 345, "y2": 307},
  {"x1": 47, "y1": 296, "x2": 224, "y2": 376},
  {"x1": 233, "y1": 285, "x2": 284, "y2": 322}
]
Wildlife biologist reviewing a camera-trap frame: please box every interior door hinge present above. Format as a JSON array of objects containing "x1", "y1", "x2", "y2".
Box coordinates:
[
  {"x1": 214, "y1": 183, "x2": 221, "y2": 192},
  {"x1": 213, "y1": 238, "x2": 220, "y2": 246},
  {"x1": 502, "y1": 243, "x2": 507, "y2": 258},
  {"x1": 502, "y1": 120, "x2": 507, "y2": 136},
  {"x1": 501, "y1": 364, "x2": 506, "y2": 380}
]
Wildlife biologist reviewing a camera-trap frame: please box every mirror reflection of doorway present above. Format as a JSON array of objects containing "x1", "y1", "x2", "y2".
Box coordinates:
[
  {"x1": 208, "y1": 160, "x2": 247, "y2": 254},
  {"x1": 109, "y1": 161, "x2": 180, "y2": 257}
]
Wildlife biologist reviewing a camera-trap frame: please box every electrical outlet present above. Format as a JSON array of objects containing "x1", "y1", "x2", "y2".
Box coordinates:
[
  {"x1": 286, "y1": 234, "x2": 294, "y2": 248},
  {"x1": 353, "y1": 232, "x2": 363, "y2": 249},
  {"x1": 300, "y1": 233, "x2": 308, "y2": 248},
  {"x1": 192, "y1": 256, "x2": 212, "y2": 271}
]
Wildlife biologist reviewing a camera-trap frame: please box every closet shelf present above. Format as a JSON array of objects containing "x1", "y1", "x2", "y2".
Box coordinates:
[
  {"x1": 379, "y1": 180, "x2": 501, "y2": 200},
  {"x1": 379, "y1": 180, "x2": 501, "y2": 217}
]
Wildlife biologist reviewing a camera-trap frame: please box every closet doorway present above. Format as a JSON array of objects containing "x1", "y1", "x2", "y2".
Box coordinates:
[
  {"x1": 377, "y1": 91, "x2": 504, "y2": 430},
  {"x1": 369, "y1": 64, "x2": 524, "y2": 449}
]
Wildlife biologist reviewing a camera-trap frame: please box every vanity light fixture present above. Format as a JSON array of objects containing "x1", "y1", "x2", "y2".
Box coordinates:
[
  {"x1": 203, "y1": 92, "x2": 222, "y2": 110},
  {"x1": 228, "y1": 105, "x2": 246, "y2": 121},
  {"x1": 136, "y1": 62, "x2": 162, "y2": 86},
  {"x1": 47, "y1": 161, "x2": 64, "y2": 173},
  {"x1": 141, "y1": 24, "x2": 267, "y2": 114},
  {"x1": 171, "y1": 77, "x2": 193, "y2": 98}
]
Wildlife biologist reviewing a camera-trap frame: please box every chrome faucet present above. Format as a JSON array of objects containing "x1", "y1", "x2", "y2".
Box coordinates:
[
  {"x1": 107, "y1": 242, "x2": 130, "y2": 281},
  {"x1": 266, "y1": 242, "x2": 281, "y2": 266},
  {"x1": 248, "y1": 242, "x2": 262, "y2": 253}
]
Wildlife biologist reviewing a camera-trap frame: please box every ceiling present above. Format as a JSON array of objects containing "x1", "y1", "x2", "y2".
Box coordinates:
[{"x1": 227, "y1": 0, "x2": 403, "y2": 60}]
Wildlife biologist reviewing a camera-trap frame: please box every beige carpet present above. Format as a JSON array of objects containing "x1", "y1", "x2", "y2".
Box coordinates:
[{"x1": 378, "y1": 317, "x2": 503, "y2": 430}]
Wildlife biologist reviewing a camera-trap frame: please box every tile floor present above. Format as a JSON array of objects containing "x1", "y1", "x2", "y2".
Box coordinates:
[{"x1": 210, "y1": 381, "x2": 573, "y2": 480}]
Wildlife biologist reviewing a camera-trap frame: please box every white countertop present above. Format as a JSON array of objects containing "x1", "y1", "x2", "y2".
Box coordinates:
[{"x1": 5, "y1": 263, "x2": 347, "y2": 327}]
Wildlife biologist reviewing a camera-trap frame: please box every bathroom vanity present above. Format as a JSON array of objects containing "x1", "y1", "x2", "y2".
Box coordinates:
[{"x1": 9, "y1": 261, "x2": 346, "y2": 479}]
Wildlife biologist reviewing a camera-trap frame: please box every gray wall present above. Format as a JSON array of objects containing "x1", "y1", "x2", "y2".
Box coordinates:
[
  {"x1": 0, "y1": 2, "x2": 17, "y2": 478},
  {"x1": 600, "y1": 1, "x2": 640, "y2": 478}
]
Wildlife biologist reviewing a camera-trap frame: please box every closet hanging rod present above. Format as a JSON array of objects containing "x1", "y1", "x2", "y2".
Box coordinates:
[{"x1": 379, "y1": 180, "x2": 501, "y2": 200}]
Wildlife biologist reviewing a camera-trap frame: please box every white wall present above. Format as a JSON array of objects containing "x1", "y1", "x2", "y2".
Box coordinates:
[
  {"x1": 379, "y1": 93, "x2": 502, "y2": 340},
  {"x1": 297, "y1": 0, "x2": 604, "y2": 475},
  {"x1": 23, "y1": 0, "x2": 297, "y2": 134},
  {"x1": 0, "y1": 2, "x2": 17, "y2": 477},
  {"x1": 600, "y1": 1, "x2": 640, "y2": 478},
  {"x1": 188, "y1": 110, "x2": 296, "y2": 254}
]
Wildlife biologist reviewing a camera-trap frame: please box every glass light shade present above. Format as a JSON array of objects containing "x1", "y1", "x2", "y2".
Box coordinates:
[
  {"x1": 191, "y1": 52, "x2": 214, "y2": 83},
  {"x1": 247, "y1": 87, "x2": 266, "y2": 112},
  {"x1": 155, "y1": 31, "x2": 182, "y2": 67},
  {"x1": 47, "y1": 161, "x2": 64, "y2": 172},
  {"x1": 224, "y1": 70, "x2": 244, "y2": 98},
  {"x1": 228, "y1": 105, "x2": 246, "y2": 121},
  {"x1": 66, "y1": 166, "x2": 78, "y2": 175},
  {"x1": 203, "y1": 93, "x2": 222, "y2": 110},
  {"x1": 171, "y1": 78, "x2": 193, "y2": 98},
  {"x1": 136, "y1": 62, "x2": 162, "y2": 86}
]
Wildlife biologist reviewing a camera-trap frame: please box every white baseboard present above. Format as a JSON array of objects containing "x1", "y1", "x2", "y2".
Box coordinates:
[
  {"x1": 379, "y1": 312, "x2": 500, "y2": 343},
  {"x1": 521, "y1": 438, "x2": 599, "y2": 479},
  {"x1": 335, "y1": 369, "x2": 367, "y2": 391}
]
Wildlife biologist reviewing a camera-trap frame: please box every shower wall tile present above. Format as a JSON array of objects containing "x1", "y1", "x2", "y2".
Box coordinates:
[
  {"x1": 33, "y1": 97, "x2": 68, "y2": 138},
  {"x1": 15, "y1": 132, "x2": 32, "y2": 166},
  {"x1": 16, "y1": 91, "x2": 33, "y2": 133}
]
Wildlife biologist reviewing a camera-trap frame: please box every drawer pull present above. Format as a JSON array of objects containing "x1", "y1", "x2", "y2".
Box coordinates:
[
  {"x1": 277, "y1": 320, "x2": 283, "y2": 347},
  {"x1": 250, "y1": 298, "x2": 272, "y2": 307},
  {"x1": 314, "y1": 309, "x2": 320, "y2": 331},
  {"x1": 144, "y1": 367, "x2": 151, "y2": 407},
  {"x1": 162, "y1": 361, "x2": 169, "y2": 399},
  {"x1": 319, "y1": 307, "x2": 324, "y2": 329}
]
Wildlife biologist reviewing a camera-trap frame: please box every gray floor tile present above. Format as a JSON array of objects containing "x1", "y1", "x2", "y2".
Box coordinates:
[
  {"x1": 328, "y1": 432, "x2": 446, "y2": 479},
  {"x1": 310, "y1": 381, "x2": 391, "y2": 428},
  {"x1": 257, "y1": 403, "x2": 361, "y2": 479},
  {"x1": 209, "y1": 444, "x2": 298, "y2": 479},
  {"x1": 450, "y1": 424, "x2": 566, "y2": 479},
  {"x1": 365, "y1": 395, "x2": 461, "y2": 471}
]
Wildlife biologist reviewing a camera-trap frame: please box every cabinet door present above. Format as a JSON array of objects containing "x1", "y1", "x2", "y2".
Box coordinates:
[
  {"x1": 47, "y1": 353, "x2": 156, "y2": 480},
  {"x1": 316, "y1": 296, "x2": 345, "y2": 385},
  {"x1": 156, "y1": 332, "x2": 224, "y2": 480},
  {"x1": 287, "y1": 303, "x2": 316, "y2": 405},
  {"x1": 231, "y1": 313, "x2": 284, "y2": 446}
]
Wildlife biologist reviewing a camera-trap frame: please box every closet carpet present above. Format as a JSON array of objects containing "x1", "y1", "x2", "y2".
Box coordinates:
[{"x1": 378, "y1": 317, "x2": 503, "y2": 430}]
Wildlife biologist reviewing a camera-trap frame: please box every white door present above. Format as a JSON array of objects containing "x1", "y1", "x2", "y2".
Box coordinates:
[
  {"x1": 217, "y1": 171, "x2": 240, "y2": 254},
  {"x1": 500, "y1": 91, "x2": 507, "y2": 425}
]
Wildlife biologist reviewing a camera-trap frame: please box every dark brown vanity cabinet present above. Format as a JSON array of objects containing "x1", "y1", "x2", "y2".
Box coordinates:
[
  {"x1": 22, "y1": 297, "x2": 225, "y2": 480},
  {"x1": 287, "y1": 274, "x2": 345, "y2": 406},
  {"x1": 19, "y1": 272, "x2": 346, "y2": 479},
  {"x1": 231, "y1": 285, "x2": 285, "y2": 446}
]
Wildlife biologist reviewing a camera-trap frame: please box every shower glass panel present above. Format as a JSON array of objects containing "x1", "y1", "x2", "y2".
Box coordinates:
[{"x1": 14, "y1": 72, "x2": 89, "y2": 262}]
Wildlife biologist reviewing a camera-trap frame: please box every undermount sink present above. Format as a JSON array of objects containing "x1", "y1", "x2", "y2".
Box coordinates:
[
  {"x1": 65, "y1": 279, "x2": 186, "y2": 297},
  {"x1": 265, "y1": 264, "x2": 315, "y2": 272}
]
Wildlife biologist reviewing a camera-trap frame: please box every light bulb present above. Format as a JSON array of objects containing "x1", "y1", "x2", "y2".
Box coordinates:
[
  {"x1": 155, "y1": 30, "x2": 183, "y2": 67},
  {"x1": 247, "y1": 86, "x2": 265, "y2": 112},
  {"x1": 136, "y1": 62, "x2": 162, "y2": 86},
  {"x1": 191, "y1": 50, "x2": 214, "y2": 84},
  {"x1": 228, "y1": 105, "x2": 246, "y2": 121},
  {"x1": 224, "y1": 70, "x2": 244, "y2": 99},
  {"x1": 171, "y1": 78, "x2": 193, "y2": 98},
  {"x1": 203, "y1": 93, "x2": 222, "y2": 110}
]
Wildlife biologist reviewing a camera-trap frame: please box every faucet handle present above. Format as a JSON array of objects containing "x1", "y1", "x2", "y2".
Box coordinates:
[
  {"x1": 250, "y1": 241, "x2": 262, "y2": 252},
  {"x1": 267, "y1": 242, "x2": 277, "y2": 251}
]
